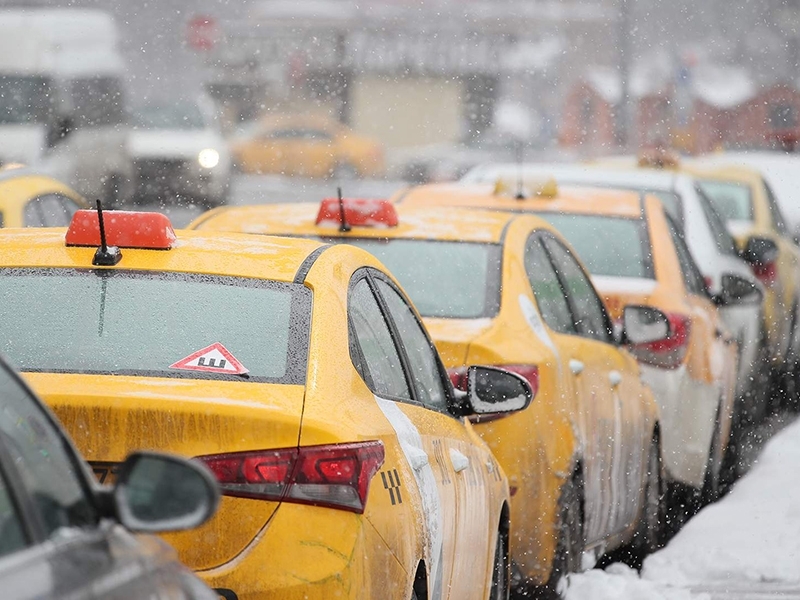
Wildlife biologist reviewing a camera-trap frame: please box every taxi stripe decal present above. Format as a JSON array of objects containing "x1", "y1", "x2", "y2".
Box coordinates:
[{"x1": 381, "y1": 469, "x2": 403, "y2": 505}]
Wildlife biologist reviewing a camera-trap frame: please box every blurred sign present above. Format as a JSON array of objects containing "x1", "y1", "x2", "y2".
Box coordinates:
[{"x1": 187, "y1": 15, "x2": 218, "y2": 52}]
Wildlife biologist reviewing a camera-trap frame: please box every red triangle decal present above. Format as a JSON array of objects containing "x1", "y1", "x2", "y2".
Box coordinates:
[{"x1": 169, "y1": 343, "x2": 249, "y2": 375}]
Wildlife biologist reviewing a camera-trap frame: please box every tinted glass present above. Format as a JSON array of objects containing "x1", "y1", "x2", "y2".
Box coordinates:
[
  {"x1": 542, "y1": 236, "x2": 610, "y2": 342},
  {"x1": 539, "y1": 213, "x2": 654, "y2": 279},
  {"x1": 349, "y1": 278, "x2": 410, "y2": 399},
  {"x1": 697, "y1": 180, "x2": 754, "y2": 221},
  {"x1": 0, "y1": 76, "x2": 53, "y2": 124},
  {"x1": 0, "y1": 269, "x2": 311, "y2": 383},
  {"x1": 375, "y1": 279, "x2": 448, "y2": 412},
  {"x1": 763, "y1": 180, "x2": 788, "y2": 235},
  {"x1": 70, "y1": 76, "x2": 124, "y2": 127},
  {"x1": 344, "y1": 239, "x2": 501, "y2": 319},
  {"x1": 524, "y1": 236, "x2": 576, "y2": 335},
  {"x1": 666, "y1": 217, "x2": 707, "y2": 296},
  {"x1": 651, "y1": 190, "x2": 682, "y2": 224},
  {"x1": 0, "y1": 363, "x2": 95, "y2": 537},
  {"x1": 23, "y1": 201, "x2": 43, "y2": 227},
  {"x1": 696, "y1": 187, "x2": 738, "y2": 256},
  {"x1": 0, "y1": 470, "x2": 25, "y2": 557}
]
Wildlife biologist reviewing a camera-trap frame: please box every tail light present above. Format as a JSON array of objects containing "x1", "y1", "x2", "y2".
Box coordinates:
[
  {"x1": 448, "y1": 364, "x2": 539, "y2": 423},
  {"x1": 751, "y1": 260, "x2": 778, "y2": 286},
  {"x1": 198, "y1": 441, "x2": 385, "y2": 514},
  {"x1": 628, "y1": 312, "x2": 691, "y2": 370}
]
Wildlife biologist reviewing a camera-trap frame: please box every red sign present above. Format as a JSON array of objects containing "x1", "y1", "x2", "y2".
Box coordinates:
[
  {"x1": 170, "y1": 343, "x2": 249, "y2": 375},
  {"x1": 187, "y1": 15, "x2": 218, "y2": 52}
]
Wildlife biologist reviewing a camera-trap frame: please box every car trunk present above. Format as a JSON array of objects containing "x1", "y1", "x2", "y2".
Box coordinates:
[
  {"x1": 422, "y1": 317, "x2": 494, "y2": 368},
  {"x1": 23, "y1": 372, "x2": 305, "y2": 571},
  {"x1": 591, "y1": 275, "x2": 659, "y2": 321}
]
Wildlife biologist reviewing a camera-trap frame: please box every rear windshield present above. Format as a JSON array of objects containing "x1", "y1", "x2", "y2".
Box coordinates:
[
  {"x1": 0, "y1": 269, "x2": 311, "y2": 384},
  {"x1": 696, "y1": 180, "x2": 754, "y2": 222},
  {"x1": 536, "y1": 213, "x2": 654, "y2": 279},
  {"x1": 336, "y1": 239, "x2": 502, "y2": 319}
]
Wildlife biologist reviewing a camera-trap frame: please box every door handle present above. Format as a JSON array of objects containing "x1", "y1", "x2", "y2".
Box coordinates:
[
  {"x1": 609, "y1": 370, "x2": 622, "y2": 387},
  {"x1": 569, "y1": 359, "x2": 584, "y2": 375},
  {"x1": 449, "y1": 449, "x2": 470, "y2": 473}
]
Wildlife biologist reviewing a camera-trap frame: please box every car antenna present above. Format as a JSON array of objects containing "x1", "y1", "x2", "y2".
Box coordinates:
[
  {"x1": 337, "y1": 186, "x2": 351, "y2": 233},
  {"x1": 92, "y1": 199, "x2": 122, "y2": 266},
  {"x1": 514, "y1": 139, "x2": 526, "y2": 200}
]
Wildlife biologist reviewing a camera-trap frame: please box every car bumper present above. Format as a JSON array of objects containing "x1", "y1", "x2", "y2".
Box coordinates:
[
  {"x1": 639, "y1": 364, "x2": 718, "y2": 489},
  {"x1": 196, "y1": 503, "x2": 408, "y2": 600}
]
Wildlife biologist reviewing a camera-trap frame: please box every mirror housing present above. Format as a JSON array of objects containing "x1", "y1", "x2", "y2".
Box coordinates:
[
  {"x1": 112, "y1": 451, "x2": 220, "y2": 533},
  {"x1": 622, "y1": 305, "x2": 671, "y2": 345},
  {"x1": 713, "y1": 273, "x2": 763, "y2": 307},
  {"x1": 741, "y1": 236, "x2": 779, "y2": 266},
  {"x1": 462, "y1": 365, "x2": 533, "y2": 420}
]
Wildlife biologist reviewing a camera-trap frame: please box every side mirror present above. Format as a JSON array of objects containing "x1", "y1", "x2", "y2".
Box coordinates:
[
  {"x1": 113, "y1": 451, "x2": 220, "y2": 533},
  {"x1": 464, "y1": 365, "x2": 533, "y2": 419},
  {"x1": 622, "y1": 305, "x2": 670, "y2": 345},
  {"x1": 713, "y1": 272, "x2": 763, "y2": 306},
  {"x1": 741, "y1": 236, "x2": 779, "y2": 266}
]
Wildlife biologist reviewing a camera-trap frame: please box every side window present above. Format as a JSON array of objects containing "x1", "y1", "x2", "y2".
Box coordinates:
[
  {"x1": 523, "y1": 236, "x2": 577, "y2": 335},
  {"x1": 542, "y1": 235, "x2": 611, "y2": 342},
  {"x1": 59, "y1": 196, "x2": 82, "y2": 221},
  {"x1": 696, "y1": 186, "x2": 738, "y2": 256},
  {"x1": 763, "y1": 180, "x2": 788, "y2": 236},
  {"x1": 0, "y1": 364, "x2": 95, "y2": 538},
  {"x1": 348, "y1": 277, "x2": 411, "y2": 400},
  {"x1": 37, "y1": 195, "x2": 71, "y2": 227},
  {"x1": 0, "y1": 471, "x2": 26, "y2": 558},
  {"x1": 23, "y1": 200, "x2": 44, "y2": 227},
  {"x1": 374, "y1": 279, "x2": 449, "y2": 412},
  {"x1": 666, "y1": 215, "x2": 707, "y2": 296}
]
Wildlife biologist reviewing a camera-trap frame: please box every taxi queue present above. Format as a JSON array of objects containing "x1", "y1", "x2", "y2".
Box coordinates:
[{"x1": 0, "y1": 153, "x2": 792, "y2": 600}]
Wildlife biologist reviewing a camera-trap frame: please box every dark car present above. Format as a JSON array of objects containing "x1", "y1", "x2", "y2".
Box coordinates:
[{"x1": 0, "y1": 354, "x2": 220, "y2": 600}]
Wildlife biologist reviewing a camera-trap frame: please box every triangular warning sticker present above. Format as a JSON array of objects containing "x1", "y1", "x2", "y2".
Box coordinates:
[{"x1": 169, "y1": 343, "x2": 249, "y2": 375}]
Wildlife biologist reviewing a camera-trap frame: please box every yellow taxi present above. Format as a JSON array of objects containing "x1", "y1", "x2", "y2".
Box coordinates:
[
  {"x1": 0, "y1": 167, "x2": 88, "y2": 227},
  {"x1": 396, "y1": 182, "x2": 756, "y2": 508},
  {"x1": 0, "y1": 209, "x2": 532, "y2": 599},
  {"x1": 687, "y1": 163, "x2": 800, "y2": 396},
  {"x1": 190, "y1": 198, "x2": 666, "y2": 591},
  {"x1": 231, "y1": 113, "x2": 385, "y2": 178}
]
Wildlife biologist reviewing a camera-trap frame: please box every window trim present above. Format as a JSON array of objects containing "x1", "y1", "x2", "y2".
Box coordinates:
[{"x1": 538, "y1": 232, "x2": 615, "y2": 344}]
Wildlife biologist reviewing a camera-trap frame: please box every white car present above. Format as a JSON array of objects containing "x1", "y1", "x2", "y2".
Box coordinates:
[
  {"x1": 463, "y1": 162, "x2": 769, "y2": 426},
  {"x1": 127, "y1": 99, "x2": 231, "y2": 206}
]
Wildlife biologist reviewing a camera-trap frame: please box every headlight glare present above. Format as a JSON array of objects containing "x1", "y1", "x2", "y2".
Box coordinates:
[{"x1": 198, "y1": 148, "x2": 220, "y2": 169}]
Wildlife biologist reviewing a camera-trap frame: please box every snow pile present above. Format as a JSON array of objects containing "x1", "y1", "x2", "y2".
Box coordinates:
[
  {"x1": 643, "y1": 417, "x2": 800, "y2": 586},
  {"x1": 564, "y1": 563, "x2": 706, "y2": 600},
  {"x1": 563, "y1": 417, "x2": 800, "y2": 598}
]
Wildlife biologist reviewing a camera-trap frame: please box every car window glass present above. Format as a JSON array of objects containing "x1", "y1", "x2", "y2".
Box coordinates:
[
  {"x1": 37, "y1": 195, "x2": 70, "y2": 227},
  {"x1": 666, "y1": 215, "x2": 707, "y2": 296},
  {"x1": 58, "y1": 195, "x2": 82, "y2": 220},
  {"x1": 524, "y1": 236, "x2": 577, "y2": 335},
  {"x1": 696, "y1": 179, "x2": 754, "y2": 222},
  {"x1": 763, "y1": 180, "x2": 788, "y2": 235},
  {"x1": 23, "y1": 199, "x2": 44, "y2": 227},
  {"x1": 348, "y1": 278, "x2": 411, "y2": 400},
  {"x1": 0, "y1": 469, "x2": 26, "y2": 558},
  {"x1": 650, "y1": 190, "x2": 682, "y2": 225},
  {"x1": 542, "y1": 236, "x2": 610, "y2": 342},
  {"x1": 0, "y1": 364, "x2": 95, "y2": 538},
  {"x1": 695, "y1": 186, "x2": 738, "y2": 256},
  {"x1": 374, "y1": 279, "x2": 448, "y2": 412}
]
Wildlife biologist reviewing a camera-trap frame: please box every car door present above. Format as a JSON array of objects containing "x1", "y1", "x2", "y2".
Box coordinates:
[
  {"x1": 288, "y1": 128, "x2": 336, "y2": 177},
  {"x1": 371, "y1": 274, "x2": 498, "y2": 599},
  {"x1": 347, "y1": 271, "x2": 460, "y2": 599},
  {"x1": 0, "y1": 361, "x2": 163, "y2": 599},
  {"x1": 534, "y1": 232, "x2": 635, "y2": 542}
]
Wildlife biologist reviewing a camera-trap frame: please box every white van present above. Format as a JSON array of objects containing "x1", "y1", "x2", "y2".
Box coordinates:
[{"x1": 0, "y1": 9, "x2": 133, "y2": 204}]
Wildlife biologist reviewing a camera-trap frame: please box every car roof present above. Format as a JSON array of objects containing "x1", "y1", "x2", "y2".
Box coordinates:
[
  {"x1": 0, "y1": 227, "x2": 327, "y2": 283},
  {"x1": 463, "y1": 162, "x2": 685, "y2": 192},
  {"x1": 191, "y1": 203, "x2": 532, "y2": 244},
  {"x1": 394, "y1": 182, "x2": 645, "y2": 219},
  {"x1": 0, "y1": 170, "x2": 87, "y2": 209}
]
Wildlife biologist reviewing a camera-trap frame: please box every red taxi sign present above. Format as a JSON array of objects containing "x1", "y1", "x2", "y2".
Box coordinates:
[
  {"x1": 66, "y1": 210, "x2": 176, "y2": 250},
  {"x1": 316, "y1": 198, "x2": 399, "y2": 229}
]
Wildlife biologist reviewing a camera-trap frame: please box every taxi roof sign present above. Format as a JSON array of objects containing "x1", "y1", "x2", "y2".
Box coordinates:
[
  {"x1": 316, "y1": 197, "x2": 399, "y2": 229},
  {"x1": 66, "y1": 210, "x2": 176, "y2": 250},
  {"x1": 493, "y1": 177, "x2": 558, "y2": 199}
]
